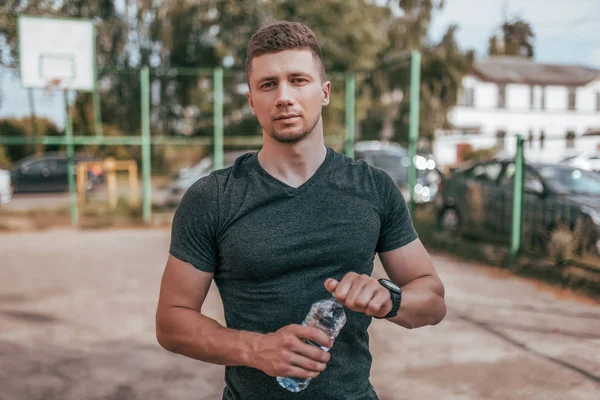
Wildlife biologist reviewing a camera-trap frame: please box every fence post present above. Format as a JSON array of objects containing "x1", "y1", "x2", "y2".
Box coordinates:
[
  {"x1": 511, "y1": 135, "x2": 525, "y2": 259},
  {"x1": 64, "y1": 91, "x2": 78, "y2": 226},
  {"x1": 140, "y1": 66, "x2": 152, "y2": 224},
  {"x1": 92, "y1": 23, "x2": 103, "y2": 137},
  {"x1": 408, "y1": 50, "x2": 421, "y2": 219},
  {"x1": 213, "y1": 67, "x2": 224, "y2": 169},
  {"x1": 344, "y1": 74, "x2": 356, "y2": 159}
]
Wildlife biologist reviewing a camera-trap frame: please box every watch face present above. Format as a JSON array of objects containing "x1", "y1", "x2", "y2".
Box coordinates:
[{"x1": 380, "y1": 279, "x2": 401, "y2": 292}]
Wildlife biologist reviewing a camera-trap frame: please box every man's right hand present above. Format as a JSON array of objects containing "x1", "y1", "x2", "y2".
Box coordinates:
[{"x1": 250, "y1": 324, "x2": 332, "y2": 379}]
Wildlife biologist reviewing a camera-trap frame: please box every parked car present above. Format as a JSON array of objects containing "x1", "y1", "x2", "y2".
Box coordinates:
[
  {"x1": 560, "y1": 151, "x2": 600, "y2": 172},
  {"x1": 10, "y1": 152, "x2": 104, "y2": 193},
  {"x1": 0, "y1": 168, "x2": 13, "y2": 205},
  {"x1": 164, "y1": 150, "x2": 257, "y2": 206},
  {"x1": 436, "y1": 158, "x2": 600, "y2": 253},
  {"x1": 354, "y1": 141, "x2": 443, "y2": 205}
]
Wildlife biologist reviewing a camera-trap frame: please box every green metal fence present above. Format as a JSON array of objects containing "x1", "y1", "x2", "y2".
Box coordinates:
[{"x1": 0, "y1": 51, "x2": 424, "y2": 227}]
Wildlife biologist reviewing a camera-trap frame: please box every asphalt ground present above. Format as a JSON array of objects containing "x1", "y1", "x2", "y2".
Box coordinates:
[{"x1": 0, "y1": 228, "x2": 599, "y2": 400}]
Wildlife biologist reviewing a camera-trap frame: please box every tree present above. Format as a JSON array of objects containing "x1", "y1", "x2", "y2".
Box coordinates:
[
  {"x1": 488, "y1": 18, "x2": 535, "y2": 57},
  {"x1": 360, "y1": 0, "x2": 473, "y2": 147}
]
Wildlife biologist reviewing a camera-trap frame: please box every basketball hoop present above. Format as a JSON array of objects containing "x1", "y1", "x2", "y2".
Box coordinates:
[{"x1": 18, "y1": 16, "x2": 94, "y2": 92}]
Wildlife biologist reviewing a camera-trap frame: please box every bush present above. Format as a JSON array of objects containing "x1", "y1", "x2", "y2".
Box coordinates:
[
  {"x1": 0, "y1": 117, "x2": 62, "y2": 164},
  {"x1": 0, "y1": 145, "x2": 11, "y2": 169},
  {"x1": 547, "y1": 225, "x2": 575, "y2": 266}
]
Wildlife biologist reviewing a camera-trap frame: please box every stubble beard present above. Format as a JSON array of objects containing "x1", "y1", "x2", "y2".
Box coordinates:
[{"x1": 268, "y1": 115, "x2": 321, "y2": 144}]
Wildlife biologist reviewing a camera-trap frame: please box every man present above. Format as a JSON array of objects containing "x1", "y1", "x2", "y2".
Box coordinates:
[{"x1": 156, "y1": 21, "x2": 446, "y2": 399}]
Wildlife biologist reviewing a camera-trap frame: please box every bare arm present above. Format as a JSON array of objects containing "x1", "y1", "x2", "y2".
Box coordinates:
[
  {"x1": 156, "y1": 254, "x2": 331, "y2": 378},
  {"x1": 155, "y1": 254, "x2": 258, "y2": 366},
  {"x1": 379, "y1": 238, "x2": 446, "y2": 329}
]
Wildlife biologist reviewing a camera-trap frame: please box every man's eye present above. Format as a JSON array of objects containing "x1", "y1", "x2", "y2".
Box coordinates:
[
  {"x1": 261, "y1": 82, "x2": 276, "y2": 89},
  {"x1": 292, "y1": 78, "x2": 307, "y2": 84}
]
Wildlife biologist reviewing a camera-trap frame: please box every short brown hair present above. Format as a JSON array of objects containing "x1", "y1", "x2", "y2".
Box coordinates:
[{"x1": 245, "y1": 21, "x2": 326, "y2": 83}]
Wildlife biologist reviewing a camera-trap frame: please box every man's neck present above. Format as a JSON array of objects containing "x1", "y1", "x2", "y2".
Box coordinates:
[{"x1": 257, "y1": 129, "x2": 327, "y2": 189}]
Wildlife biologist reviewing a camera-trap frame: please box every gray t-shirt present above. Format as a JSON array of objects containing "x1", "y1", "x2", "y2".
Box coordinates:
[{"x1": 169, "y1": 147, "x2": 418, "y2": 399}]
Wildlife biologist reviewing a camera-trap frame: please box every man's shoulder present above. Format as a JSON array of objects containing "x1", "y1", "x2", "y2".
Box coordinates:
[
  {"x1": 190, "y1": 151, "x2": 257, "y2": 189},
  {"x1": 330, "y1": 149, "x2": 393, "y2": 185}
]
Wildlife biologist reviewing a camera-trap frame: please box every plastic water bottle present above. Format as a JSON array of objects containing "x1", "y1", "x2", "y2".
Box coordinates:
[{"x1": 276, "y1": 296, "x2": 347, "y2": 392}]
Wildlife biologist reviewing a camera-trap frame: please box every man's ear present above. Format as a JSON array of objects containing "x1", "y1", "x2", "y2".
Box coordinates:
[
  {"x1": 321, "y1": 81, "x2": 331, "y2": 106},
  {"x1": 246, "y1": 90, "x2": 255, "y2": 114}
]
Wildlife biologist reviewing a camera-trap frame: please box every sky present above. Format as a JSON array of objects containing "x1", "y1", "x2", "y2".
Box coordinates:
[{"x1": 427, "y1": 0, "x2": 600, "y2": 68}]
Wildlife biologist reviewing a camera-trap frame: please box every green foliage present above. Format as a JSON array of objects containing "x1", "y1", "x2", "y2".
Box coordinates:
[
  {"x1": 488, "y1": 18, "x2": 535, "y2": 57},
  {"x1": 0, "y1": 117, "x2": 61, "y2": 163}
]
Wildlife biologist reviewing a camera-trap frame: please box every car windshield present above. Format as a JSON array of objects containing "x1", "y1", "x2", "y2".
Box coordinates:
[{"x1": 537, "y1": 165, "x2": 600, "y2": 196}]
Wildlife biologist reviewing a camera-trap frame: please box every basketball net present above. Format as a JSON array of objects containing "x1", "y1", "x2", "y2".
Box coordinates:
[{"x1": 43, "y1": 77, "x2": 71, "y2": 95}]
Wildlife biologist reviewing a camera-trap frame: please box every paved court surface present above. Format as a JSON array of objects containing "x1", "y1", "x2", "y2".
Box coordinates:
[{"x1": 0, "y1": 228, "x2": 599, "y2": 400}]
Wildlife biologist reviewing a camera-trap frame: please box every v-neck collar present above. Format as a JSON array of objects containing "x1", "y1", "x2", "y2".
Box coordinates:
[{"x1": 251, "y1": 147, "x2": 334, "y2": 194}]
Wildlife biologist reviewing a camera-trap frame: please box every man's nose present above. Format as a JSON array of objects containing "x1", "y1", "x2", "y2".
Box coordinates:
[{"x1": 275, "y1": 82, "x2": 295, "y2": 107}]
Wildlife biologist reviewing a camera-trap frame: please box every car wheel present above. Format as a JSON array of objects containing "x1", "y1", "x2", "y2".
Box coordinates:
[{"x1": 439, "y1": 207, "x2": 461, "y2": 233}]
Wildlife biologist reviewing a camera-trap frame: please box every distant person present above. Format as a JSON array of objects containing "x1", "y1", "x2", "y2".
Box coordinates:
[{"x1": 156, "y1": 21, "x2": 446, "y2": 399}]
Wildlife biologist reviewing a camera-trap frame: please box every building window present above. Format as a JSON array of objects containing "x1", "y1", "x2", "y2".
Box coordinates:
[
  {"x1": 540, "y1": 130, "x2": 545, "y2": 149},
  {"x1": 541, "y1": 87, "x2": 546, "y2": 110},
  {"x1": 496, "y1": 130, "x2": 506, "y2": 148},
  {"x1": 596, "y1": 92, "x2": 600, "y2": 112},
  {"x1": 458, "y1": 87, "x2": 475, "y2": 107},
  {"x1": 528, "y1": 130, "x2": 534, "y2": 149},
  {"x1": 565, "y1": 131, "x2": 576, "y2": 148},
  {"x1": 568, "y1": 87, "x2": 576, "y2": 111},
  {"x1": 497, "y1": 85, "x2": 506, "y2": 109},
  {"x1": 529, "y1": 86, "x2": 535, "y2": 109}
]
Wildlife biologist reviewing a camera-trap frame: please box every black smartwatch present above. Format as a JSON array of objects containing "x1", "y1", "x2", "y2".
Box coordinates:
[{"x1": 375, "y1": 278, "x2": 402, "y2": 319}]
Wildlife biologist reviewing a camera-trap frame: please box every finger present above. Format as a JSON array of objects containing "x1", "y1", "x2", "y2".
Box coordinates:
[
  {"x1": 284, "y1": 364, "x2": 321, "y2": 379},
  {"x1": 344, "y1": 275, "x2": 372, "y2": 311},
  {"x1": 288, "y1": 349, "x2": 329, "y2": 372},
  {"x1": 324, "y1": 278, "x2": 339, "y2": 293},
  {"x1": 366, "y1": 290, "x2": 392, "y2": 317},
  {"x1": 353, "y1": 280, "x2": 380, "y2": 312},
  {"x1": 294, "y1": 340, "x2": 331, "y2": 363},
  {"x1": 292, "y1": 325, "x2": 333, "y2": 349},
  {"x1": 332, "y1": 272, "x2": 359, "y2": 303}
]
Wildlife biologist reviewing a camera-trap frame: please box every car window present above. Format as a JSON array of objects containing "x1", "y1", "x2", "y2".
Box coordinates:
[
  {"x1": 470, "y1": 162, "x2": 503, "y2": 182},
  {"x1": 21, "y1": 160, "x2": 48, "y2": 173},
  {"x1": 371, "y1": 153, "x2": 409, "y2": 181},
  {"x1": 499, "y1": 163, "x2": 543, "y2": 193},
  {"x1": 538, "y1": 166, "x2": 600, "y2": 195}
]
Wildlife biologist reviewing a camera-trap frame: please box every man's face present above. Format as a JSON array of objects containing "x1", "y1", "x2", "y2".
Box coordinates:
[{"x1": 246, "y1": 49, "x2": 331, "y2": 144}]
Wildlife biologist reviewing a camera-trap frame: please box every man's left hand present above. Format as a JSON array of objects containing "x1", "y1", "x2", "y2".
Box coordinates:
[{"x1": 324, "y1": 273, "x2": 392, "y2": 318}]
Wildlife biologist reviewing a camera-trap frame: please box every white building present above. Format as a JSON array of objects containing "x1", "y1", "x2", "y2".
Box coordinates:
[{"x1": 433, "y1": 56, "x2": 600, "y2": 168}]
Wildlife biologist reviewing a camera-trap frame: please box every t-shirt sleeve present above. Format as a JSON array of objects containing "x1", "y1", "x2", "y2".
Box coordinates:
[
  {"x1": 374, "y1": 169, "x2": 419, "y2": 253},
  {"x1": 169, "y1": 174, "x2": 219, "y2": 273}
]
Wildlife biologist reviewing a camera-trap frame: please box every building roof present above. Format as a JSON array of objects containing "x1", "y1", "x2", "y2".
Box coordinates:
[{"x1": 472, "y1": 56, "x2": 600, "y2": 86}]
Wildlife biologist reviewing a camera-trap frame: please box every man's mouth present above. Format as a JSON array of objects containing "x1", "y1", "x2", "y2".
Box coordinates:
[{"x1": 275, "y1": 114, "x2": 300, "y2": 121}]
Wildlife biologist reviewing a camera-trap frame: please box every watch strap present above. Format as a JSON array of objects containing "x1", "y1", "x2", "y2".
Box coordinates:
[{"x1": 374, "y1": 279, "x2": 402, "y2": 319}]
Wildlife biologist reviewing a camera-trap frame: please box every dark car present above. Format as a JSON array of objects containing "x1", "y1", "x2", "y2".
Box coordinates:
[
  {"x1": 436, "y1": 158, "x2": 600, "y2": 253},
  {"x1": 10, "y1": 152, "x2": 104, "y2": 193},
  {"x1": 354, "y1": 141, "x2": 443, "y2": 205}
]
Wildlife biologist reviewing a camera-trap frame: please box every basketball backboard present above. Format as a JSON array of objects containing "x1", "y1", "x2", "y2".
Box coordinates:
[{"x1": 18, "y1": 16, "x2": 95, "y2": 92}]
